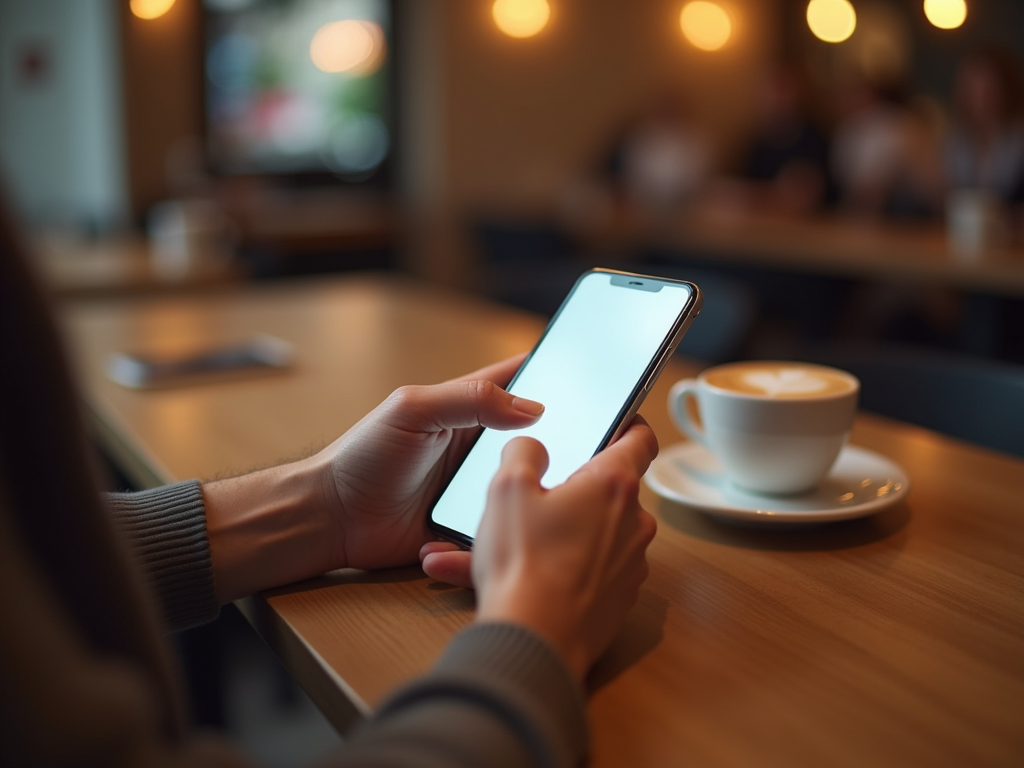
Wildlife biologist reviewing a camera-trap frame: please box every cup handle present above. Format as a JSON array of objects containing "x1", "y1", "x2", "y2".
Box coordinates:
[{"x1": 668, "y1": 379, "x2": 709, "y2": 448}]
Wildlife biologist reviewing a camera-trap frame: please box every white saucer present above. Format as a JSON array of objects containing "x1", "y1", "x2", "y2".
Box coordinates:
[{"x1": 644, "y1": 442, "x2": 909, "y2": 524}]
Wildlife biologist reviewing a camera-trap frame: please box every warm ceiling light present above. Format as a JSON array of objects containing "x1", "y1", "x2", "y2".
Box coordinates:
[
  {"x1": 310, "y1": 20, "x2": 386, "y2": 75},
  {"x1": 807, "y1": 0, "x2": 857, "y2": 43},
  {"x1": 130, "y1": 0, "x2": 176, "y2": 20},
  {"x1": 679, "y1": 2, "x2": 732, "y2": 52},
  {"x1": 492, "y1": 0, "x2": 551, "y2": 39},
  {"x1": 924, "y1": 0, "x2": 967, "y2": 29}
]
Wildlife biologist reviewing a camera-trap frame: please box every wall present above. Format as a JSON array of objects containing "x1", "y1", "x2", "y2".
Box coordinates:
[
  {"x1": 0, "y1": 0, "x2": 127, "y2": 229},
  {"x1": 446, "y1": 0, "x2": 774, "y2": 205},
  {"x1": 405, "y1": 0, "x2": 780, "y2": 286},
  {"x1": 118, "y1": 0, "x2": 204, "y2": 222}
]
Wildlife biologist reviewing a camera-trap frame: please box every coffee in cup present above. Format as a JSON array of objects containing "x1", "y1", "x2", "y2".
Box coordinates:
[{"x1": 669, "y1": 361, "x2": 859, "y2": 495}]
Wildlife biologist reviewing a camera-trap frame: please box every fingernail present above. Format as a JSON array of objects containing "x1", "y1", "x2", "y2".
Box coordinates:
[{"x1": 512, "y1": 397, "x2": 545, "y2": 416}]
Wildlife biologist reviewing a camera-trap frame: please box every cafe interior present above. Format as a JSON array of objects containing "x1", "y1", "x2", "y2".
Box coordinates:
[{"x1": 2, "y1": 0, "x2": 1023, "y2": 766}]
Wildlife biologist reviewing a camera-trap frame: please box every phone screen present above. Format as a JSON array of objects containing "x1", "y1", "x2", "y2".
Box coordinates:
[{"x1": 429, "y1": 270, "x2": 699, "y2": 544}]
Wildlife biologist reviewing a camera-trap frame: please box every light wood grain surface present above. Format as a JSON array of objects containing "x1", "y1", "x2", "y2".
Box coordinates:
[{"x1": 61, "y1": 275, "x2": 1024, "y2": 767}]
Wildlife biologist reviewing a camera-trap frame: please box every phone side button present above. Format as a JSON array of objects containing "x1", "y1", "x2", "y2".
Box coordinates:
[{"x1": 644, "y1": 349, "x2": 672, "y2": 392}]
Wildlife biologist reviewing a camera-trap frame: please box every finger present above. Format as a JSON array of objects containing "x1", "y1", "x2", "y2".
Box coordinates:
[
  {"x1": 422, "y1": 550, "x2": 474, "y2": 589},
  {"x1": 484, "y1": 436, "x2": 549, "y2": 515},
  {"x1": 419, "y1": 540, "x2": 463, "y2": 559},
  {"x1": 388, "y1": 378, "x2": 544, "y2": 433},
  {"x1": 638, "y1": 506, "x2": 659, "y2": 546},
  {"x1": 495, "y1": 436, "x2": 550, "y2": 488},
  {"x1": 448, "y1": 353, "x2": 528, "y2": 389},
  {"x1": 582, "y1": 416, "x2": 659, "y2": 480}
]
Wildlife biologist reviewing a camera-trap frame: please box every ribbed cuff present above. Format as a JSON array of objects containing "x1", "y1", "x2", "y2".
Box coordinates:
[
  {"x1": 105, "y1": 480, "x2": 220, "y2": 633},
  {"x1": 381, "y1": 622, "x2": 589, "y2": 768}
]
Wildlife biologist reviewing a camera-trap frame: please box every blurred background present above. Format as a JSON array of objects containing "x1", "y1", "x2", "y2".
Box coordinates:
[
  {"x1": 2, "y1": 0, "x2": 1023, "y2": 764},
  {"x1": 2, "y1": 0, "x2": 1022, "y2": 364}
]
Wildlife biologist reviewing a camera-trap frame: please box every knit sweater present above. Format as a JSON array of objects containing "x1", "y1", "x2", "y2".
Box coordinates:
[{"x1": 0, "y1": 194, "x2": 588, "y2": 767}]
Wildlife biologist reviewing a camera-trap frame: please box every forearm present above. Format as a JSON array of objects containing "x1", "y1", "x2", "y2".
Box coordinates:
[{"x1": 202, "y1": 453, "x2": 340, "y2": 603}]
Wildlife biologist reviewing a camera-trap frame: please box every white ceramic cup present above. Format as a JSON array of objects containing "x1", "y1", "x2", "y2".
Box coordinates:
[
  {"x1": 148, "y1": 199, "x2": 235, "y2": 280},
  {"x1": 946, "y1": 188, "x2": 1008, "y2": 258},
  {"x1": 668, "y1": 361, "x2": 859, "y2": 495}
]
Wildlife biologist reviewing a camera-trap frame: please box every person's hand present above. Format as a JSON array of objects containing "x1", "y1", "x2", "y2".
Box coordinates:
[
  {"x1": 203, "y1": 354, "x2": 542, "y2": 603},
  {"x1": 313, "y1": 354, "x2": 544, "y2": 572},
  {"x1": 424, "y1": 418, "x2": 659, "y2": 682}
]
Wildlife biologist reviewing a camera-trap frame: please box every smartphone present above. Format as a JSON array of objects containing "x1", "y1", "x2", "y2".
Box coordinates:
[
  {"x1": 428, "y1": 268, "x2": 702, "y2": 546},
  {"x1": 106, "y1": 334, "x2": 293, "y2": 389}
]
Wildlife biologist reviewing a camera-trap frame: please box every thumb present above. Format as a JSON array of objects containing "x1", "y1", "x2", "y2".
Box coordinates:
[
  {"x1": 387, "y1": 379, "x2": 544, "y2": 434},
  {"x1": 421, "y1": 547, "x2": 474, "y2": 589}
]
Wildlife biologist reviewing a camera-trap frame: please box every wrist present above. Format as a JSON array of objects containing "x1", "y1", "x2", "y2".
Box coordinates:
[
  {"x1": 475, "y1": 587, "x2": 590, "y2": 683},
  {"x1": 203, "y1": 453, "x2": 343, "y2": 602}
]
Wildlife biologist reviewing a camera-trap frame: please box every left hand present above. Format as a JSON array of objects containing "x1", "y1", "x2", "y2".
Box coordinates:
[
  {"x1": 203, "y1": 354, "x2": 540, "y2": 602},
  {"x1": 314, "y1": 354, "x2": 543, "y2": 571}
]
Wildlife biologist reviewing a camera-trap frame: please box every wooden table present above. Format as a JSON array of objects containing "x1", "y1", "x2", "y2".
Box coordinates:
[
  {"x1": 35, "y1": 233, "x2": 244, "y2": 300},
  {"x1": 33, "y1": 191, "x2": 394, "y2": 300},
  {"x1": 61, "y1": 275, "x2": 1024, "y2": 768},
  {"x1": 585, "y1": 207, "x2": 1024, "y2": 297}
]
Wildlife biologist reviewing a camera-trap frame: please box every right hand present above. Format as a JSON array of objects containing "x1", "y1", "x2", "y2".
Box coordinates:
[{"x1": 468, "y1": 418, "x2": 659, "y2": 682}]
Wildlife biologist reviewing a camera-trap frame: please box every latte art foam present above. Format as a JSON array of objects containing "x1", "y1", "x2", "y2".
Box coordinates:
[{"x1": 704, "y1": 362, "x2": 856, "y2": 399}]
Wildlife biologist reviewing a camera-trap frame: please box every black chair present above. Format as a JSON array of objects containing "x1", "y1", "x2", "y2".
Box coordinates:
[
  {"x1": 472, "y1": 221, "x2": 760, "y2": 363},
  {"x1": 650, "y1": 266, "x2": 758, "y2": 364},
  {"x1": 473, "y1": 218, "x2": 584, "y2": 317},
  {"x1": 804, "y1": 346, "x2": 1024, "y2": 458}
]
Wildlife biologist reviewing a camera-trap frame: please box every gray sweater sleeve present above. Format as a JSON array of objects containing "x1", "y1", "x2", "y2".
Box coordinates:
[
  {"x1": 102, "y1": 480, "x2": 589, "y2": 766},
  {"x1": 102, "y1": 481, "x2": 589, "y2": 766},
  {"x1": 105, "y1": 480, "x2": 220, "y2": 633},
  {"x1": 337, "y1": 622, "x2": 589, "y2": 768}
]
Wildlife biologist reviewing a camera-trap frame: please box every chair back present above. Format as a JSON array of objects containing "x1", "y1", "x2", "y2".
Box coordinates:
[
  {"x1": 645, "y1": 265, "x2": 758, "y2": 364},
  {"x1": 806, "y1": 346, "x2": 1024, "y2": 457}
]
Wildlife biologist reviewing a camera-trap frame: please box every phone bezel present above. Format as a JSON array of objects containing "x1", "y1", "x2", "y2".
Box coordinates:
[{"x1": 426, "y1": 268, "x2": 702, "y2": 547}]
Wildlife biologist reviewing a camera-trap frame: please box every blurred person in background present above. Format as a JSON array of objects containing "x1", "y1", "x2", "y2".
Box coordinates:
[
  {"x1": 830, "y1": 71, "x2": 958, "y2": 349},
  {"x1": 602, "y1": 90, "x2": 712, "y2": 216},
  {"x1": 830, "y1": 72, "x2": 943, "y2": 220},
  {"x1": 731, "y1": 62, "x2": 830, "y2": 216},
  {"x1": 945, "y1": 50, "x2": 1024, "y2": 207}
]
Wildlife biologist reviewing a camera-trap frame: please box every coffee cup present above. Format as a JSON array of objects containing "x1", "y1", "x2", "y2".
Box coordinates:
[
  {"x1": 148, "y1": 199, "x2": 236, "y2": 280},
  {"x1": 946, "y1": 188, "x2": 1008, "y2": 258},
  {"x1": 668, "y1": 361, "x2": 859, "y2": 495}
]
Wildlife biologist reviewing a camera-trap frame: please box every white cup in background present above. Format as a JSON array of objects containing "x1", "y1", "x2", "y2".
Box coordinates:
[
  {"x1": 668, "y1": 361, "x2": 859, "y2": 496},
  {"x1": 946, "y1": 188, "x2": 1008, "y2": 258},
  {"x1": 148, "y1": 199, "x2": 236, "y2": 280}
]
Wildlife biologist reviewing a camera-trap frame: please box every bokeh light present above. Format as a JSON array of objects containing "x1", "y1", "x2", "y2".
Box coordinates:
[
  {"x1": 807, "y1": 0, "x2": 857, "y2": 43},
  {"x1": 310, "y1": 20, "x2": 386, "y2": 75},
  {"x1": 679, "y1": 2, "x2": 732, "y2": 52},
  {"x1": 923, "y1": 0, "x2": 967, "y2": 29},
  {"x1": 492, "y1": 0, "x2": 551, "y2": 39},
  {"x1": 130, "y1": 0, "x2": 176, "y2": 20}
]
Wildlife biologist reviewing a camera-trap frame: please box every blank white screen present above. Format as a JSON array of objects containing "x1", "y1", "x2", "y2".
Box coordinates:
[{"x1": 430, "y1": 272, "x2": 693, "y2": 540}]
